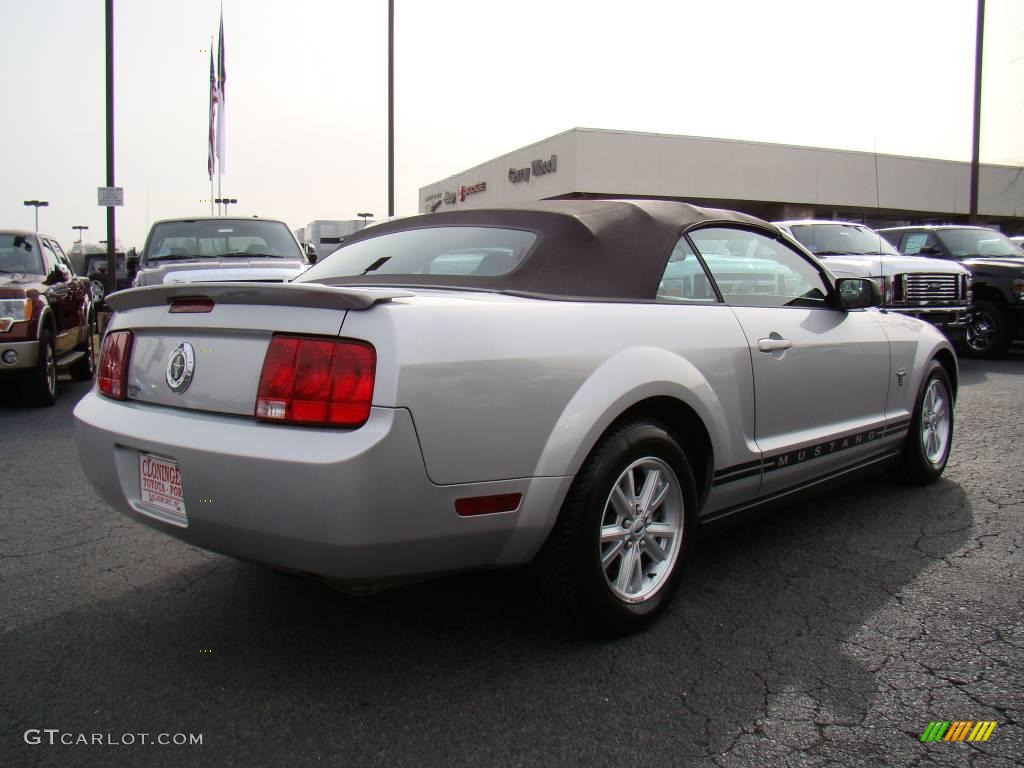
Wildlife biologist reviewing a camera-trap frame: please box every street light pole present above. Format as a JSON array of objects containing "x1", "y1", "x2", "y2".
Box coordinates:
[
  {"x1": 969, "y1": 0, "x2": 985, "y2": 225},
  {"x1": 104, "y1": 0, "x2": 117, "y2": 297},
  {"x1": 357, "y1": 212, "x2": 374, "y2": 229},
  {"x1": 388, "y1": 0, "x2": 394, "y2": 218},
  {"x1": 23, "y1": 200, "x2": 49, "y2": 232}
]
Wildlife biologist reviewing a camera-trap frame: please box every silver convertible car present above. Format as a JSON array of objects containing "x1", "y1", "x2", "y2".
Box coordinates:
[{"x1": 74, "y1": 200, "x2": 957, "y2": 634}]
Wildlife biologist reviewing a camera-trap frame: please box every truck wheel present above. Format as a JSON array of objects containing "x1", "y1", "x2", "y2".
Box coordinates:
[
  {"x1": 899, "y1": 361, "x2": 954, "y2": 484},
  {"x1": 533, "y1": 420, "x2": 697, "y2": 635},
  {"x1": 88, "y1": 275, "x2": 106, "y2": 303},
  {"x1": 22, "y1": 326, "x2": 58, "y2": 407},
  {"x1": 69, "y1": 317, "x2": 97, "y2": 381},
  {"x1": 964, "y1": 300, "x2": 1010, "y2": 358}
]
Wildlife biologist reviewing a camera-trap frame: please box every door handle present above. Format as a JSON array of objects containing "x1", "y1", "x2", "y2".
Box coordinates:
[{"x1": 757, "y1": 337, "x2": 792, "y2": 353}]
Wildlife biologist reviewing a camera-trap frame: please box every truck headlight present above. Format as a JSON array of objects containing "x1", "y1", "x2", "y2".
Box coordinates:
[
  {"x1": 1013, "y1": 277, "x2": 1024, "y2": 301},
  {"x1": 0, "y1": 298, "x2": 32, "y2": 330}
]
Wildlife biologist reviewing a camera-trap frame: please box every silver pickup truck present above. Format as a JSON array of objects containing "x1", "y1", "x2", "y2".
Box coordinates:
[
  {"x1": 133, "y1": 217, "x2": 312, "y2": 288},
  {"x1": 775, "y1": 220, "x2": 972, "y2": 343}
]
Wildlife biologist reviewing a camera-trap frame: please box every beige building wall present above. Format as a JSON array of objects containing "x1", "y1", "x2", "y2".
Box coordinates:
[{"x1": 418, "y1": 128, "x2": 1024, "y2": 224}]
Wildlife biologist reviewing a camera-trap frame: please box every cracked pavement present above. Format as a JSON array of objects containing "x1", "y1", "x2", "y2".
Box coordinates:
[{"x1": 1, "y1": 352, "x2": 1022, "y2": 767}]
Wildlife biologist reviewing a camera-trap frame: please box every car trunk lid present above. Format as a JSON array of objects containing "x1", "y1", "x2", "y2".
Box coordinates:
[{"x1": 106, "y1": 283, "x2": 410, "y2": 416}]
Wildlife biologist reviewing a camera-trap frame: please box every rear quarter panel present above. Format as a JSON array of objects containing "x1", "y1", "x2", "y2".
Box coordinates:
[{"x1": 341, "y1": 295, "x2": 759, "y2": 493}]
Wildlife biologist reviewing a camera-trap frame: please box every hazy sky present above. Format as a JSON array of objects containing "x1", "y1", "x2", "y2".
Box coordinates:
[{"x1": 2, "y1": 0, "x2": 1023, "y2": 249}]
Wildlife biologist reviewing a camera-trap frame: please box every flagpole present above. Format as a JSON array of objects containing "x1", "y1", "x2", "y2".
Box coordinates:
[
  {"x1": 216, "y1": 5, "x2": 226, "y2": 216},
  {"x1": 210, "y1": 35, "x2": 215, "y2": 215}
]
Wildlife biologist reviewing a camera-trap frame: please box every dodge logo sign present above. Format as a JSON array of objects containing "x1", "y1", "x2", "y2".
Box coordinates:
[{"x1": 165, "y1": 342, "x2": 196, "y2": 394}]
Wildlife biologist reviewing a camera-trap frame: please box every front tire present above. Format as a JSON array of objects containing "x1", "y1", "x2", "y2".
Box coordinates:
[
  {"x1": 964, "y1": 299, "x2": 1010, "y2": 358},
  {"x1": 533, "y1": 420, "x2": 697, "y2": 635},
  {"x1": 899, "y1": 361, "x2": 954, "y2": 484},
  {"x1": 22, "y1": 326, "x2": 58, "y2": 407}
]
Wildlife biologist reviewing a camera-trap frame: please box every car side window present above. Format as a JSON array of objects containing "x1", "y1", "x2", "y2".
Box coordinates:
[
  {"x1": 41, "y1": 239, "x2": 61, "y2": 274},
  {"x1": 656, "y1": 237, "x2": 719, "y2": 303},
  {"x1": 688, "y1": 227, "x2": 831, "y2": 309},
  {"x1": 47, "y1": 239, "x2": 73, "y2": 271}
]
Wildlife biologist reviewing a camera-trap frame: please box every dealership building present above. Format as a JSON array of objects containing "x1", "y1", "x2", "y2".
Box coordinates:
[{"x1": 418, "y1": 128, "x2": 1024, "y2": 234}]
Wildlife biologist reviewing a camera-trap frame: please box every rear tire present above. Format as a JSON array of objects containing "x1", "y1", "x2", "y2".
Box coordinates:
[
  {"x1": 899, "y1": 361, "x2": 954, "y2": 484},
  {"x1": 964, "y1": 300, "x2": 1010, "y2": 358},
  {"x1": 69, "y1": 317, "x2": 97, "y2": 382},
  {"x1": 22, "y1": 326, "x2": 57, "y2": 407},
  {"x1": 533, "y1": 420, "x2": 697, "y2": 635}
]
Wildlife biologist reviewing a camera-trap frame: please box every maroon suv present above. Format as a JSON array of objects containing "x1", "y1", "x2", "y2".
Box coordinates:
[{"x1": 0, "y1": 231, "x2": 95, "y2": 405}]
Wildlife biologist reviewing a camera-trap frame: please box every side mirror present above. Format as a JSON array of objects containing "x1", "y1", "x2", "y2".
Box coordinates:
[
  {"x1": 918, "y1": 245, "x2": 943, "y2": 257},
  {"x1": 836, "y1": 277, "x2": 881, "y2": 310},
  {"x1": 47, "y1": 265, "x2": 68, "y2": 284},
  {"x1": 305, "y1": 243, "x2": 318, "y2": 264}
]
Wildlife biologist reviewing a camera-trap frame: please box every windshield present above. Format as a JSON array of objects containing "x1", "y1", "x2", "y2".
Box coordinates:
[
  {"x1": 935, "y1": 229, "x2": 1023, "y2": 259},
  {"x1": 143, "y1": 220, "x2": 302, "y2": 262},
  {"x1": 0, "y1": 234, "x2": 44, "y2": 274},
  {"x1": 295, "y1": 226, "x2": 537, "y2": 284},
  {"x1": 787, "y1": 224, "x2": 900, "y2": 257}
]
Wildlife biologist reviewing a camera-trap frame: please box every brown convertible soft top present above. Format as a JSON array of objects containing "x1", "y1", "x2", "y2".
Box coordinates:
[{"x1": 294, "y1": 199, "x2": 774, "y2": 300}]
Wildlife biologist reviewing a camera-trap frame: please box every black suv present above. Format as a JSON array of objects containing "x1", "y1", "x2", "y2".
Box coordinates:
[{"x1": 879, "y1": 226, "x2": 1024, "y2": 357}]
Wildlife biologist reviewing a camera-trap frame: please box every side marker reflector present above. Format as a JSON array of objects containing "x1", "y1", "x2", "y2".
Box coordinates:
[{"x1": 455, "y1": 493, "x2": 522, "y2": 517}]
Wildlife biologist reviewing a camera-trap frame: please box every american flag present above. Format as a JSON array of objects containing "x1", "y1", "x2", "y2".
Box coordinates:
[
  {"x1": 216, "y1": 8, "x2": 226, "y2": 174},
  {"x1": 208, "y1": 48, "x2": 216, "y2": 179}
]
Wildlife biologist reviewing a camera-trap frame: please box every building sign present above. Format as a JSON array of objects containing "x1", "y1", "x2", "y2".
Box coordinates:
[
  {"x1": 508, "y1": 155, "x2": 558, "y2": 184},
  {"x1": 444, "y1": 190, "x2": 458, "y2": 205},
  {"x1": 458, "y1": 182, "x2": 487, "y2": 201},
  {"x1": 424, "y1": 192, "x2": 444, "y2": 213}
]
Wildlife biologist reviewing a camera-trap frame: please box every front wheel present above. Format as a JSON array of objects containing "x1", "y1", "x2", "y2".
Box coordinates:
[
  {"x1": 22, "y1": 327, "x2": 58, "y2": 407},
  {"x1": 899, "y1": 361, "x2": 954, "y2": 484},
  {"x1": 533, "y1": 420, "x2": 697, "y2": 635},
  {"x1": 964, "y1": 300, "x2": 1010, "y2": 358}
]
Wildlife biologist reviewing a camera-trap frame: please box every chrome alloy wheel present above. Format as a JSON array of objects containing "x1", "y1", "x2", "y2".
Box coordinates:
[
  {"x1": 599, "y1": 457, "x2": 683, "y2": 604},
  {"x1": 966, "y1": 310, "x2": 995, "y2": 352},
  {"x1": 920, "y1": 378, "x2": 951, "y2": 466},
  {"x1": 45, "y1": 342, "x2": 57, "y2": 398},
  {"x1": 90, "y1": 279, "x2": 105, "y2": 303}
]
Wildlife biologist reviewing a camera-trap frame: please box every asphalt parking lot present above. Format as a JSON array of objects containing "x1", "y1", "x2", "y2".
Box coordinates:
[{"x1": 2, "y1": 352, "x2": 1022, "y2": 768}]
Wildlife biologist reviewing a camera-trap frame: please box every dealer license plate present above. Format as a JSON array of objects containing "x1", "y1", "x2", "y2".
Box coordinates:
[{"x1": 138, "y1": 453, "x2": 187, "y2": 522}]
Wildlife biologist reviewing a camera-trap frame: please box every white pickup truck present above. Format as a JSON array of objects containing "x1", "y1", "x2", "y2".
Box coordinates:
[{"x1": 775, "y1": 220, "x2": 972, "y2": 344}]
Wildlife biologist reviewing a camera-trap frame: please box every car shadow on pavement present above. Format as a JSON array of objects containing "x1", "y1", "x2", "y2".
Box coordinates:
[
  {"x1": 1, "y1": 474, "x2": 972, "y2": 767},
  {"x1": 957, "y1": 349, "x2": 1024, "y2": 387}
]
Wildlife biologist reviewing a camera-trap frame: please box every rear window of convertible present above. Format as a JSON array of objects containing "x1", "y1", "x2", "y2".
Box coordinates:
[{"x1": 294, "y1": 226, "x2": 537, "y2": 282}]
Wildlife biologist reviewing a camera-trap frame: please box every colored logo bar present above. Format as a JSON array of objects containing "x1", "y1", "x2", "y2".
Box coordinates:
[{"x1": 920, "y1": 721, "x2": 997, "y2": 742}]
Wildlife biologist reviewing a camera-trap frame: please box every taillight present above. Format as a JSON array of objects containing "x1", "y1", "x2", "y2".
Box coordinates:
[
  {"x1": 255, "y1": 335, "x2": 375, "y2": 427},
  {"x1": 98, "y1": 330, "x2": 133, "y2": 400}
]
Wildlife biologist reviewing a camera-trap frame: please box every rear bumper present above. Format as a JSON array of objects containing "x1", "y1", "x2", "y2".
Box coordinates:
[{"x1": 73, "y1": 392, "x2": 570, "y2": 582}]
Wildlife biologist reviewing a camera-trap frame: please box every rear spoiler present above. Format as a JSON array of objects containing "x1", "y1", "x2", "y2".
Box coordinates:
[{"x1": 106, "y1": 282, "x2": 414, "y2": 313}]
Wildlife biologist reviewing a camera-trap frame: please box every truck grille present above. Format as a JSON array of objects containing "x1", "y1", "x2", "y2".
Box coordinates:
[{"x1": 894, "y1": 273, "x2": 965, "y2": 305}]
